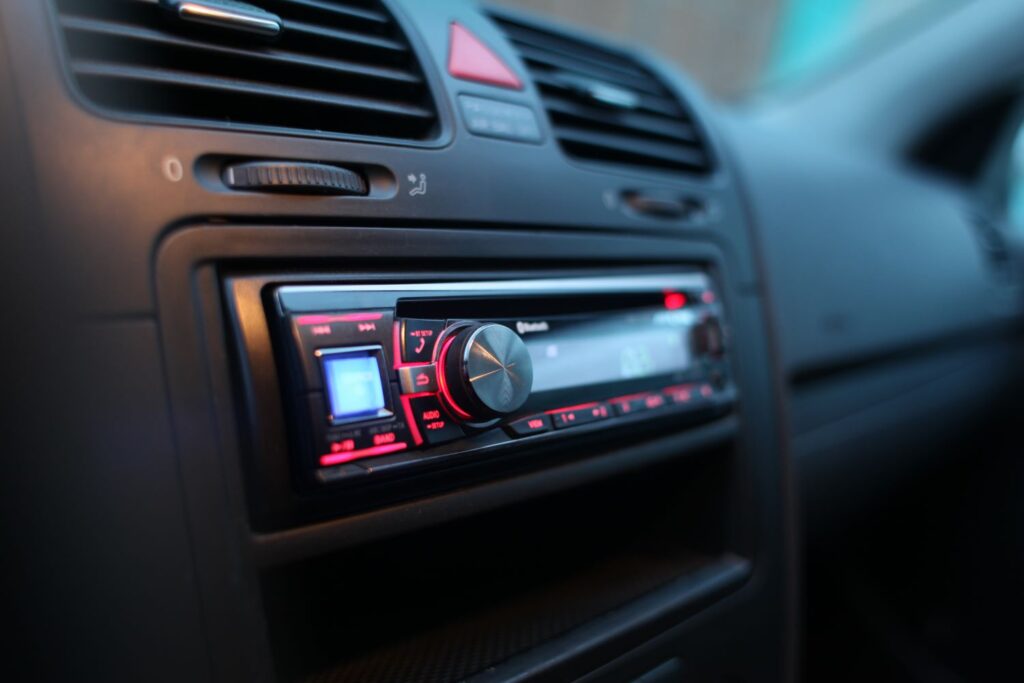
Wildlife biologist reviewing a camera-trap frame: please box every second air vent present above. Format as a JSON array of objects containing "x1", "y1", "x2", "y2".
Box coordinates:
[{"x1": 491, "y1": 13, "x2": 713, "y2": 177}]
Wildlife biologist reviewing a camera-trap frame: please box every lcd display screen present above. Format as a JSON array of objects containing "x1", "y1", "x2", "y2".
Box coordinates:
[
  {"x1": 521, "y1": 311, "x2": 693, "y2": 393},
  {"x1": 321, "y1": 349, "x2": 388, "y2": 423}
]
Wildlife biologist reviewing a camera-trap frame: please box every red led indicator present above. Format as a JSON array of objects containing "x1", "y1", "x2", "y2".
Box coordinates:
[
  {"x1": 399, "y1": 394, "x2": 425, "y2": 446},
  {"x1": 701, "y1": 290, "x2": 716, "y2": 304},
  {"x1": 527, "y1": 419, "x2": 545, "y2": 430},
  {"x1": 664, "y1": 292, "x2": 687, "y2": 310},
  {"x1": 296, "y1": 312, "x2": 384, "y2": 326},
  {"x1": 320, "y1": 442, "x2": 408, "y2": 466}
]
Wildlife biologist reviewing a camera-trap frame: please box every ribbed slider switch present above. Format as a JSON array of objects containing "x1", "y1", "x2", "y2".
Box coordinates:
[{"x1": 222, "y1": 161, "x2": 368, "y2": 196}]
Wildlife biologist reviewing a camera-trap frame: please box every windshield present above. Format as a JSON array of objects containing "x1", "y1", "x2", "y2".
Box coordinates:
[{"x1": 495, "y1": 0, "x2": 966, "y2": 101}]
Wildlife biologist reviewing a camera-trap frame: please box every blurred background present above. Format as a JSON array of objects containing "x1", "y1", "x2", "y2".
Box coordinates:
[{"x1": 495, "y1": 0, "x2": 963, "y2": 101}]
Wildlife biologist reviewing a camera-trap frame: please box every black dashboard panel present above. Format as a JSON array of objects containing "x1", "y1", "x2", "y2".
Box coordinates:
[{"x1": 32, "y1": 0, "x2": 1024, "y2": 680}]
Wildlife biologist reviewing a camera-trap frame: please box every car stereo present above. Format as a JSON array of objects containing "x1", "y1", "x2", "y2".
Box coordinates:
[{"x1": 269, "y1": 273, "x2": 735, "y2": 487}]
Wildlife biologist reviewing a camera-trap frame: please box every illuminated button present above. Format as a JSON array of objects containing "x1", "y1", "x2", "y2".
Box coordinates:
[
  {"x1": 407, "y1": 395, "x2": 464, "y2": 445},
  {"x1": 398, "y1": 364, "x2": 438, "y2": 394},
  {"x1": 663, "y1": 385, "x2": 695, "y2": 406},
  {"x1": 695, "y1": 382, "x2": 716, "y2": 405},
  {"x1": 319, "y1": 417, "x2": 410, "y2": 463},
  {"x1": 550, "y1": 403, "x2": 611, "y2": 430},
  {"x1": 506, "y1": 414, "x2": 553, "y2": 438},
  {"x1": 612, "y1": 392, "x2": 667, "y2": 417},
  {"x1": 401, "y1": 319, "x2": 446, "y2": 363}
]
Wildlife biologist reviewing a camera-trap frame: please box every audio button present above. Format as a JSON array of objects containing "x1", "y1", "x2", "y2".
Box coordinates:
[{"x1": 407, "y1": 395, "x2": 465, "y2": 446}]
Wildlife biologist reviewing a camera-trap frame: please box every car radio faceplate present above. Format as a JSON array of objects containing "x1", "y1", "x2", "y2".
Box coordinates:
[{"x1": 260, "y1": 273, "x2": 736, "y2": 488}]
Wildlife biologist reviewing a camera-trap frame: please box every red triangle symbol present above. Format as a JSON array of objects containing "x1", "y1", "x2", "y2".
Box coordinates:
[{"x1": 448, "y1": 22, "x2": 523, "y2": 90}]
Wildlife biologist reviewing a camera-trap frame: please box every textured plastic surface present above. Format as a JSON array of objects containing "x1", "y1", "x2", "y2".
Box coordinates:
[{"x1": 222, "y1": 161, "x2": 368, "y2": 196}]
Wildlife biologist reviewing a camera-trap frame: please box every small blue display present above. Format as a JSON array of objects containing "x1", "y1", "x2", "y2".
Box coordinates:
[{"x1": 322, "y1": 350, "x2": 387, "y2": 423}]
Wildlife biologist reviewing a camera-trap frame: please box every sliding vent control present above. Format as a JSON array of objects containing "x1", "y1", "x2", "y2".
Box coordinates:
[{"x1": 222, "y1": 161, "x2": 368, "y2": 195}]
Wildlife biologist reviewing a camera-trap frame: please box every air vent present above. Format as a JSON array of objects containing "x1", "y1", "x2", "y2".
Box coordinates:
[
  {"x1": 491, "y1": 14, "x2": 713, "y2": 177},
  {"x1": 52, "y1": 0, "x2": 440, "y2": 142}
]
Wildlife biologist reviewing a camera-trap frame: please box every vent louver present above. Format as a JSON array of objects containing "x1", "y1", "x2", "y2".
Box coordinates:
[
  {"x1": 53, "y1": 0, "x2": 440, "y2": 142},
  {"x1": 491, "y1": 14, "x2": 713, "y2": 177}
]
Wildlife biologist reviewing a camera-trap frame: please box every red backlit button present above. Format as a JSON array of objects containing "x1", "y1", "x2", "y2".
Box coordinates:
[
  {"x1": 408, "y1": 395, "x2": 465, "y2": 446},
  {"x1": 612, "y1": 392, "x2": 667, "y2": 417},
  {"x1": 550, "y1": 403, "x2": 611, "y2": 430},
  {"x1": 506, "y1": 414, "x2": 553, "y2": 438},
  {"x1": 448, "y1": 22, "x2": 523, "y2": 90},
  {"x1": 401, "y1": 319, "x2": 446, "y2": 363},
  {"x1": 398, "y1": 364, "x2": 438, "y2": 394},
  {"x1": 320, "y1": 427, "x2": 409, "y2": 467},
  {"x1": 663, "y1": 385, "x2": 694, "y2": 406}
]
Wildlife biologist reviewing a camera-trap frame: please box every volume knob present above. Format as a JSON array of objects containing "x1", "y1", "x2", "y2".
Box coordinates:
[{"x1": 438, "y1": 323, "x2": 534, "y2": 423}]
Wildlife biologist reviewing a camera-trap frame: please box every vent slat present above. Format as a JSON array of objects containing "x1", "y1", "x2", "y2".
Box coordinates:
[
  {"x1": 541, "y1": 95, "x2": 698, "y2": 145},
  {"x1": 556, "y1": 126, "x2": 707, "y2": 169},
  {"x1": 60, "y1": 16, "x2": 423, "y2": 87},
  {"x1": 282, "y1": 19, "x2": 407, "y2": 55},
  {"x1": 530, "y1": 72, "x2": 682, "y2": 119},
  {"x1": 493, "y1": 13, "x2": 712, "y2": 177},
  {"x1": 72, "y1": 60, "x2": 435, "y2": 120},
  {"x1": 262, "y1": 0, "x2": 390, "y2": 27},
  {"x1": 508, "y1": 42, "x2": 666, "y2": 97},
  {"x1": 491, "y1": 17, "x2": 647, "y2": 78},
  {"x1": 53, "y1": 0, "x2": 438, "y2": 141}
]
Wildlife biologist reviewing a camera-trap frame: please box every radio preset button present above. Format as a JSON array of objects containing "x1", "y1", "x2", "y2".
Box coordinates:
[
  {"x1": 550, "y1": 403, "x2": 611, "y2": 429},
  {"x1": 506, "y1": 414, "x2": 553, "y2": 438},
  {"x1": 402, "y1": 319, "x2": 446, "y2": 363},
  {"x1": 398, "y1": 364, "x2": 438, "y2": 394},
  {"x1": 612, "y1": 392, "x2": 667, "y2": 416},
  {"x1": 663, "y1": 385, "x2": 695, "y2": 406},
  {"x1": 407, "y1": 395, "x2": 465, "y2": 446}
]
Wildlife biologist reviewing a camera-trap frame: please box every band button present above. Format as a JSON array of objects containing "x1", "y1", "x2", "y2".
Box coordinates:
[{"x1": 506, "y1": 414, "x2": 553, "y2": 438}]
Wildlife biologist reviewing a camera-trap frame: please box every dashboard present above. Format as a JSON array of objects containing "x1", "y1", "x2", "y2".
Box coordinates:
[{"x1": 3, "y1": 1, "x2": 1022, "y2": 682}]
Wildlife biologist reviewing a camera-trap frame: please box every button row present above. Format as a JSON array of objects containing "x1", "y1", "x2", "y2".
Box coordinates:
[{"x1": 505, "y1": 384, "x2": 718, "y2": 440}]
